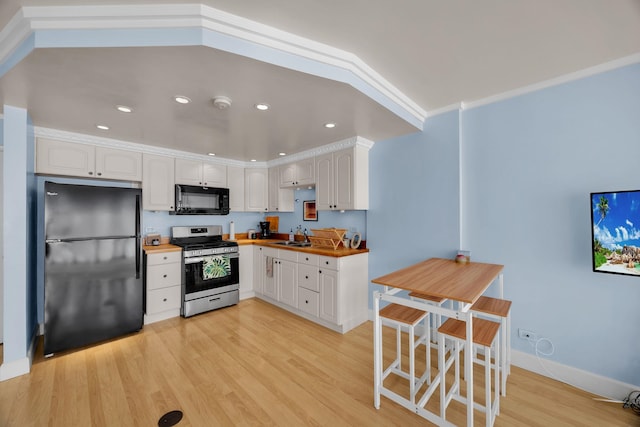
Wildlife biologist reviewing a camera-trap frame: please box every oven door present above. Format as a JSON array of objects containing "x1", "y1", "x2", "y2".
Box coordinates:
[{"x1": 183, "y1": 252, "x2": 239, "y2": 299}]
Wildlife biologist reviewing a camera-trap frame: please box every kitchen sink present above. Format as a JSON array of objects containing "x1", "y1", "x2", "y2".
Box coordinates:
[{"x1": 272, "y1": 241, "x2": 312, "y2": 247}]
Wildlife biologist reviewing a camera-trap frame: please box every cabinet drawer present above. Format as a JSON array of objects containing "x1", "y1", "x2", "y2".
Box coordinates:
[
  {"x1": 147, "y1": 251, "x2": 182, "y2": 265},
  {"x1": 298, "y1": 253, "x2": 319, "y2": 266},
  {"x1": 147, "y1": 263, "x2": 181, "y2": 290},
  {"x1": 147, "y1": 286, "x2": 181, "y2": 314},
  {"x1": 298, "y1": 287, "x2": 319, "y2": 317},
  {"x1": 298, "y1": 264, "x2": 319, "y2": 292},
  {"x1": 278, "y1": 249, "x2": 299, "y2": 262},
  {"x1": 319, "y1": 256, "x2": 338, "y2": 270}
]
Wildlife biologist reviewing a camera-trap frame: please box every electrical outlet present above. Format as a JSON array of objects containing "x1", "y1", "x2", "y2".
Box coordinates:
[
  {"x1": 145, "y1": 227, "x2": 155, "y2": 233},
  {"x1": 518, "y1": 328, "x2": 537, "y2": 341}
]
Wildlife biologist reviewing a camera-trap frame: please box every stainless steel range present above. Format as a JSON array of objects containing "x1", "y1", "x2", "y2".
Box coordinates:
[{"x1": 170, "y1": 225, "x2": 239, "y2": 317}]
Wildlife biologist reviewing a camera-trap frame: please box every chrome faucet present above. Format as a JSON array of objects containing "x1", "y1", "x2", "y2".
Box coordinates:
[{"x1": 303, "y1": 228, "x2": 309, "y2": 242}]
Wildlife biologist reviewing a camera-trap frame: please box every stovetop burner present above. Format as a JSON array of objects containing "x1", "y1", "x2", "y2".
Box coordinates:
[{"x1": 170, "y1": 225, "x2": 238, "y2": 256}]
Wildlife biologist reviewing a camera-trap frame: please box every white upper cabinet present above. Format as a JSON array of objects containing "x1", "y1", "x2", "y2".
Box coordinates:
[
  {"x1": 279, "y1": 158, "x2": 315, "y2": 187},
  {"x1": 315, "y1": 146, "x2": 369, "y2": 211},
  {"x1": 269, "y1": 167, "x2": 294, "y2": 212},
  {"x1": 142, "y1": 153, "x2": 175, "y2": 211},
  {"x1": 244, "y1": 168, "x2": 269, "y2": 212},
  {"x1": 36, "y1": 138, "x2": 142, "y2": 181},
  {"x1": 227, "y1": 165, "x2": 245, "y2": 212},
  {"x1": 175, "y1": 158, "x2": 227, "y2": 187}
]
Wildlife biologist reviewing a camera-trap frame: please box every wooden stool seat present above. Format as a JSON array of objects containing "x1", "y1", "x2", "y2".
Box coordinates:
[
  {"x1": 472, "y1": 296, "x2": 511, "y2": 317},
  {"x1": 438, "y1": 318, "x2": 500, "y2": 347},
  {"x1": 408, "y1": 291, "x2": 446, "y2": 304},
  {"x1": 380, "y1": 303, "x2": 427, "y2": 324}
]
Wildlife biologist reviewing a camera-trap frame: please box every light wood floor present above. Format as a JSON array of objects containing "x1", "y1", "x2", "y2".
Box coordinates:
[{"x1": 1, "y1": 298, "x2": 638, "y2": 426}]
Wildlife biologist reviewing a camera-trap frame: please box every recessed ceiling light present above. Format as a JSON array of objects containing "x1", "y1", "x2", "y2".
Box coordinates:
[
  {"x1": 208, "y1": 153, "x2": 216, "y2": 156},
  {"x1": 96, "y1": 124, "x2": 109, "y2": 130},
  {"x1": 255, "y1": 103, "x2": 269, "y2": 111},
  {"x1": 279, "y1": 152, "x2": 286, "y2": 156},
  {"x1": 250, "y1": 159, "x2": 257, "y2": 162},
  {"x1": 174, "y1": 96, "x2": 191, "y2": 104},
  {"x1": 324, "y1": 122, "x2": 336, "y2": 128},
  {"x1": 116, "y1": 105, "x2": 132, "y2": 113}
]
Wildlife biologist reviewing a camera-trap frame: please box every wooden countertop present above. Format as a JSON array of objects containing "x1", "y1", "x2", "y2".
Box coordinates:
[
  {"x1": 142, "y1": 243, "x2": 182, "y2": 254},
  {"x1": 234, "y1": 238, "x2": 369, "y2": 257},
  {"x1": 372, "y1": 257, "x2": 503, "y2": 304}
]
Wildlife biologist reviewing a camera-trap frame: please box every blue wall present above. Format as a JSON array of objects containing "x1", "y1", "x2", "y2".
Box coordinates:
[
  {"x1": 368, "y1": 110, "x2": 461, "y2": 299},
  {"x1": 461, "y1": 63, "x2": 640, "y2": 386}
]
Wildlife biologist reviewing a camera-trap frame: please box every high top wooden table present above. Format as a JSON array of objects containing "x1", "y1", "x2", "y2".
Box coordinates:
[{"x1": 372, "y1": 258, "x2": 504, "y2": 426}]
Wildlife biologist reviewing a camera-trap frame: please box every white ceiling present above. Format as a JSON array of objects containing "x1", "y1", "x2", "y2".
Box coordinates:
[{"x1": 1, "y1": 1, "x2": 639, "y2": 162}]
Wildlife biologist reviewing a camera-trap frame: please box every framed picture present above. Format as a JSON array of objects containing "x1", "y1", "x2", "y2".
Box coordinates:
[{"x1": 303, "y1": 200, "x2": 318, "y2": 221}]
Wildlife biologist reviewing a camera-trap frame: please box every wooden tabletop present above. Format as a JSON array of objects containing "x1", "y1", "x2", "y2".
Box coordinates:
[{"x1": 371, "y1": 258, "x2": 503, "y2": 304}]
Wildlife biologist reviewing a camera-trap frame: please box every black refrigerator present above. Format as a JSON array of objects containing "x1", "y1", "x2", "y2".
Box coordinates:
[{"x1": 44, "y1": 182, "x2": 143, "y2": 356}]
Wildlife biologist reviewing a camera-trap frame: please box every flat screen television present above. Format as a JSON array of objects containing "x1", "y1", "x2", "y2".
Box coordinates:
[{"x1": 591, "y1": 190, "x2": 640, "y2": 276}]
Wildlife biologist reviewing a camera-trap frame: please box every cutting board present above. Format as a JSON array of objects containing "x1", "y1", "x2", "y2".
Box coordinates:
[{"x1": 265, "y1": 216, "x2": 279, "y2": 232}]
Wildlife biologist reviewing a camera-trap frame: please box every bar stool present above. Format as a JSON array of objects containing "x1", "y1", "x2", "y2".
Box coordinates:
[
  {"x1": 408, "y1": 291, "x2": 447, "y2": 342},
  {"x1": 438, "y1": 317, "x2": 500, "y2": 427},
  {"x1": 471, "y1": 296, "x2": 512, "y2": 396},
  {"x1": 379, "y1": 303, "x2": 430, "y2": 404}
]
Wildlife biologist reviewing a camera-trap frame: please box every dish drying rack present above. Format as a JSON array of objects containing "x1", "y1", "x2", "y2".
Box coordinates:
[{"x1": 309, "y1": 228, "x2": 348, "y2": 250}]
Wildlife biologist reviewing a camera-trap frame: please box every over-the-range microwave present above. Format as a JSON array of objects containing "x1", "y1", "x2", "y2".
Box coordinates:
[{"x1": 172, "y1": 184, "x2": 230, "y2": 215}]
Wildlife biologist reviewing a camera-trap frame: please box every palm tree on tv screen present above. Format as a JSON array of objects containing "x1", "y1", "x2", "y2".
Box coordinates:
[{"x1": 595, "y1": 195, "x2": 610, "y2": 226}]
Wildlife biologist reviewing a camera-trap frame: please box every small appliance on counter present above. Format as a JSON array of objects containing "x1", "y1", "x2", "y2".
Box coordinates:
[
  {"x1": 259, "y1": 221, "x2": 271, "y2": 239},
  {"x1": 145, "y1": 233, "x2": 161, "y2": 246},
  {"x1": 247, "y1": 229, "x2": 257, "y2": 239}
]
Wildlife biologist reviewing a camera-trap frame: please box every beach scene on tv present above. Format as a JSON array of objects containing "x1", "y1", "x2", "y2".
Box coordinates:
[{"x1": 592, "y1": 191, "x2": 640, "y2": 276}]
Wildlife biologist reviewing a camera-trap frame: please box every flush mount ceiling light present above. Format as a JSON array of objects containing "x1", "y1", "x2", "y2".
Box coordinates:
[
  {"x1": 279, "y1": 152, "x2": 286, "y2": 156},
  {"x1": 250, "y1": 159, "x2": 257, "y2": 162},
  {"x1": 208, "y1": 153, "x2": 216, "y2": 156},
  {"x1": 212, "y1": 96, "x2": 232, "y2": 109},
  {"x1": 324, "y1": 122, "x2": 336, "y2": 128},
  {"x1": 255, "y1": 103, "x2": 269, "y2": 111},
  {"x1": 174, "y1": 95, "x2": 191, "y2": 104},
  {"x1": 96, "y1": 124, "x2": 109, "y2": 130},
  {"x1": 116, "y1": 105, "x2": 132, "y2": 113}
]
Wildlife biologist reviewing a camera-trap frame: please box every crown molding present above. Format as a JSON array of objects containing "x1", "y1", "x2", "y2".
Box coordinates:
[
  {"x1": 460, "y1": 53, "x2": 640, "y2": 111},
  {"x1": 0, "y1": 4, "x2": 425, "y2": 129}
]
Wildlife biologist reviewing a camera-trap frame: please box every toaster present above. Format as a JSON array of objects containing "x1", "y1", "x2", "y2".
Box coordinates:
[{"x1": 145, "y1": 234, "x2": 161, "y2": 246}]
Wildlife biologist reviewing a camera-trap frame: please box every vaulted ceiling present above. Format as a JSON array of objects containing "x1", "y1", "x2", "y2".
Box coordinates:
[{"x1": 1, "y1": 1, "x2": 639, "y2": 162}]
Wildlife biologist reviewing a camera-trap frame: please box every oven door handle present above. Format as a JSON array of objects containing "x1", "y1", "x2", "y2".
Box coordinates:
[{"x1": 184, "y1": 252, "x2": 239, "y2": 264}]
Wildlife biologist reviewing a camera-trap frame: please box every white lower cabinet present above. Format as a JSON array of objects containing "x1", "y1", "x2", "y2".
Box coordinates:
[
  {"x1": 145, "y1": 250, "x2": 182, "y2": 324},
  {"x1": 256, "y1": 247, "x2": 368, "y2": 334}
]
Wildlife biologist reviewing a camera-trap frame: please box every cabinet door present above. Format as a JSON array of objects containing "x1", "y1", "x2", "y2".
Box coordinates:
[
  {"x1": 95, "y1": 147, "x2": 142, "y2": 181},
  {"x1": 268, "y1": 168, "x2": 280, "y2": 211},
  {"x1": 202, "y1": 163, "x2": 227, "y2": 187},
  {"x1": 262, "y1": 248, "x2": 278, "y2": 299},
  {"x1": 227, "y1": 165, "x2": 245, "y2": 211},
  {"x1": 315, "y1": 153, "x2": 333, "y2": 210},
  {"x1": 334, "y1": 149, "x2": 354, "y2": 210},
  {"x1": 253, "y1": 246, "x2": 264, "y2": 295},
  {"x1": 238, "y1": 246, "x2": 253, "y2": 299},
  {"x1": 244, "y1": 168, "x2": 268, "y2": 212},
  {"x1": 279, "y1": 163, "x2": 296, "y2": 187},
  {"x1": 278, "y1": 259, "x2": 298, "y2": 308},
  {"x1": 36, "y1": 138, "x2": 94, "y2": 177},
  {"x1": 142, "y1": 153, "x2": 175, "y2": 211},
  {"x1": 295, "y1": 158, "x2": 315, "y2": 186},
  {"x1": 175, "y1": 158, "x2": 203, "y2": 185},
  {"x1": 319, "y1": 268, "x2": 339, "y2": 323}
]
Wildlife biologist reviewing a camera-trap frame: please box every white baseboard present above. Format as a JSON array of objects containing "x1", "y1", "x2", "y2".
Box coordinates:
[
  {"x1": 0, "y1": 327, "x2": 37, "y2": 381},
  {"x1": 511, "y1": 349, "x2": 639, "y2": 400}
]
